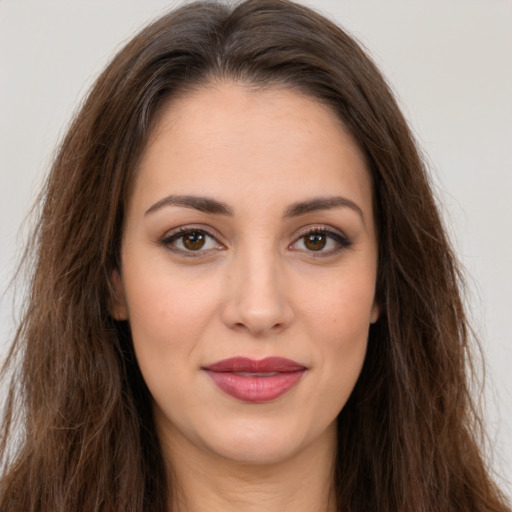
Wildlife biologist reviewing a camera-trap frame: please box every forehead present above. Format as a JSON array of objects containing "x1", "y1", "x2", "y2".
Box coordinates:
[{"x1": 132, "y1": 82, "x2": 373, "y2": 215}]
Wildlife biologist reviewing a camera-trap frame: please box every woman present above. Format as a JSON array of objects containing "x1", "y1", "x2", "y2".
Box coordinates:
[{"x1": 0, "y1": 0, "x2": 509, "y2": 511}]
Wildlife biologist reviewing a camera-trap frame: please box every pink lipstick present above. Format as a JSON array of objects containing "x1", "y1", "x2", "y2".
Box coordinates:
[{"x1": 203, "y1": 357, "x2": 306, "y2": 403}]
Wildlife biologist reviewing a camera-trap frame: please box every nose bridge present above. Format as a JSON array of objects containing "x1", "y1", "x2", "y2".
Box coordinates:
[{"x1": 221, "y1": 237, "x2": 293, "y2": 336}]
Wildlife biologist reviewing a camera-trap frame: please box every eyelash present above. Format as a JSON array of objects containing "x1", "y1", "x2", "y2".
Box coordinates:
[
  {"x1": 160, "y1": 227, "x2": 222, "y2": 257},
  {"x1": 292, "y1": 226, "x2": 352, "y2": 256},
  {"x1": 160, "y1": 225, "x2": 352, "y2": 257}
]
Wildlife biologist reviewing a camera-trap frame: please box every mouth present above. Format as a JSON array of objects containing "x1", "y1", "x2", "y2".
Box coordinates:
[{"x1": 202, "y1": 357, "x2": 307, "y2": 403}]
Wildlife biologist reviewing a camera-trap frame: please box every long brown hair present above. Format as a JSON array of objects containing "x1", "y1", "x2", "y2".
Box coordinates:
[{"x1": 1, "y1": 1, "x2": 509, "y2": 511}]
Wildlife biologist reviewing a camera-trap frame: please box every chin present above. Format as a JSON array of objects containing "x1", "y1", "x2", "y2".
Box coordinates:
[
  {"x1": 210, "y1": 433, "x2": 305, "y2": 466},
  {"x1": 198, "y1": 415, "x2": 331, "y2": 467}
]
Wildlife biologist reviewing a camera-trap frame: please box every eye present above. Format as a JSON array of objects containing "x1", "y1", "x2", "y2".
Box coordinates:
[
  {"x1": 161, "y1": 228, "x2": 221, "y2": 254},
  {"x1": 290, "y1": 227, "x2": 351, "y2": 255}
]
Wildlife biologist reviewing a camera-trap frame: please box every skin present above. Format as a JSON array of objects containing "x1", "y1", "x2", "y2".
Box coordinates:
[{"x1": 112, "y1": 82, "x2": 379, "y2": 512}]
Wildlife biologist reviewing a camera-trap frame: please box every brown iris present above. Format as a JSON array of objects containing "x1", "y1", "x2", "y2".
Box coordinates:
[
  {"x1": 304, "y1": 233, "x2": 327, "y2": 251},
  {"x1": 183, "y1": 231, "x2": 206, "y2": 250}
]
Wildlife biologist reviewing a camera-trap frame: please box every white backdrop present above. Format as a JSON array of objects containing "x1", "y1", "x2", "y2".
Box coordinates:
[{"x1": 1, "y1": 0, "x2": 510, "y2": 494}]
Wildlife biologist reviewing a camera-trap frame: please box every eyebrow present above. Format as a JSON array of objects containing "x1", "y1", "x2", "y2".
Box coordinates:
[
  {"x1": 145, "y1": 195, "x2": 234, "y2": 216},
  {"x1": 283, "y1": 196, "x2": 365, "y2": 224},
  {"x1": 145, "y1": 194, "x2": 365, "y2": 224}
]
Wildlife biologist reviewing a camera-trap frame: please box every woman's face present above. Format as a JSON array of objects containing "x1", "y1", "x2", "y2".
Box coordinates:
[{"x1": 113, "y1": 83, "x2": 379, "y2": 466}]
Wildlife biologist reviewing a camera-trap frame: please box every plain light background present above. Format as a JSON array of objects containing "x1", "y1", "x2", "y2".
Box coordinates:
[{"x1": 1, "y1": 0, "x2": 511, "y2": 494}]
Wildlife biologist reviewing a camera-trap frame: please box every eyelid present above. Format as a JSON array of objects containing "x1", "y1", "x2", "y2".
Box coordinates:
[
  {"x1": 290, "y1": 224, "x2": 352, "y2": 254},
  {"x1": 158, "y1": 223, "x2": 351, "y2": 257},
  {"x1": 160, "y1": 225, "x2": 224, "y2": 255}
]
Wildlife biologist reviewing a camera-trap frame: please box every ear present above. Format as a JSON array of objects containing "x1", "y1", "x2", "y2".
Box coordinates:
[
  {"x1": 109, "y1": 269, "x2": 129, "y2": 321},
  {"x1": 370, "y1": 299, "x2": 380, "y2": 324}
]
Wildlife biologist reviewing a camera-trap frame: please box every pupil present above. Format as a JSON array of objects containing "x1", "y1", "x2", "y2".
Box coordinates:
[
  {"x1": 184, "y1": 232, "x2": 205, "y2": 250},
  {"x1": 305, "y1": 233, "x2": 326, "y2": 251}
]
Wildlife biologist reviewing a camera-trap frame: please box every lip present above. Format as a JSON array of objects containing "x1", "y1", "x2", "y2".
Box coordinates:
[{"x1": 202, "y1": 357, "x2": 307, "y2": 403}]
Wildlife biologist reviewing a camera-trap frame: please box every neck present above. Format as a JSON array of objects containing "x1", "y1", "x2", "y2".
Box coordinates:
[{"x1": 162, "y1": 424, "x2": 338, "y2": 512}]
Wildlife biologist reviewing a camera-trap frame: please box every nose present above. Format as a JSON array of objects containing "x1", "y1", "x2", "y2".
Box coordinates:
[{"x1": 220, "y1": 248, "x2": 294, "y2": 337}]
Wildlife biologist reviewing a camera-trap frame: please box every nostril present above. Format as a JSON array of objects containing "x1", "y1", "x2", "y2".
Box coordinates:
[{"x1": 219, "y1": 268, "x2": 295, "y2": 335}]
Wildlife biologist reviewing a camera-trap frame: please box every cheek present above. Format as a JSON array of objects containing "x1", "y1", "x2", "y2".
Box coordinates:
[
  {"x1": 124, "y1": 262, "x2": 216, "y2": 335},
  {"x1": 298, "y1": 270, "x2": 375, "y2": 399},
  {"x1": 122, "y1": 269, "x2": 219, "y2": 429},
  {"x1": 301, "y1": 267, "x2": 376, "y2": 340},
  {"x1": 121, "y1": 264, "x2": 221, "y2": 384}
]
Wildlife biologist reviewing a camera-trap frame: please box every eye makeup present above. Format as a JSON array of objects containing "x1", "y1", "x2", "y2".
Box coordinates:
[
  {"x1": 159, "y1": 226, "x2": 224, "y2": 257},
  {"x1": 159, "y1": 223, "x2": 352, "y2": 259},
  {"x1": 289, "y1": 225, "x2": 352, "y2": 257}
]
